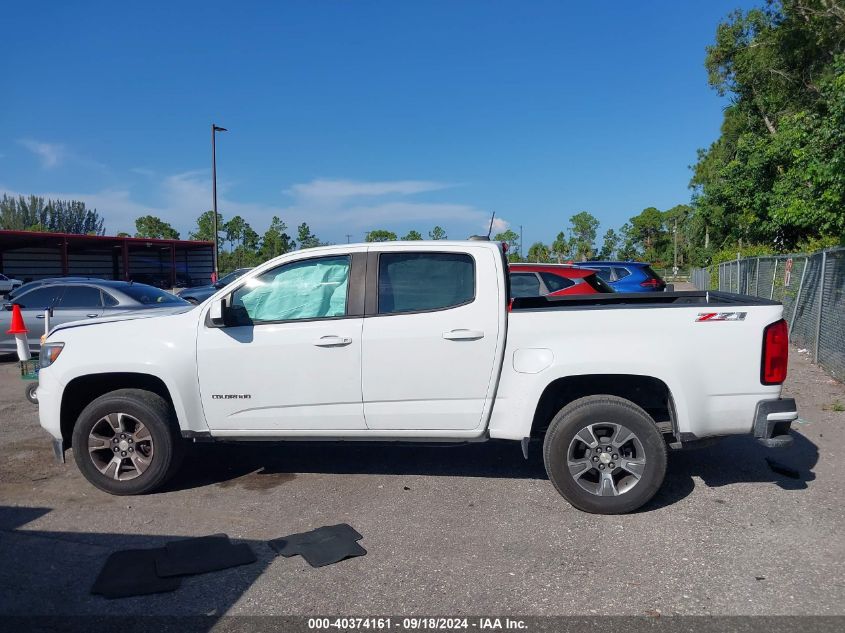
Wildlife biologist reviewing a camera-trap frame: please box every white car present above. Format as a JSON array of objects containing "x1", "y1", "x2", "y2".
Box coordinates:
[
  {"x1": 0, "y1": 273, "x2": 23, "y2": 295},
  {"x1": 36, "y1": 241, "x2": 797, "y2": 514}
]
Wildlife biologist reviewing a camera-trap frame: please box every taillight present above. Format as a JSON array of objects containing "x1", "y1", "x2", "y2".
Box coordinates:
[
  {"x1": 640, "y1": 278, "x2": 661, "y2": 288},
  {"x1": 761, "y1": 319, "x2": 788, "y2": 385}
]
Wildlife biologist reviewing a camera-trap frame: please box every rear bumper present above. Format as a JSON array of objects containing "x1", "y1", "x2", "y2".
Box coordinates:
[{"x1": 753, "y1": 398, "x2": 797, "y2": 448}]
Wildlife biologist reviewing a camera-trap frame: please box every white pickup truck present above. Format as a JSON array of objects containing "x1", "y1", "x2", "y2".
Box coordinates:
[{"x1": 36, "y1": 241, "x2": 797, "y2": 513}]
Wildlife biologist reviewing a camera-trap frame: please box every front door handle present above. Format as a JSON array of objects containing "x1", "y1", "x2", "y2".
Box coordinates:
[
  {"x1": 442, "y1": 329, "x2": 485, "y2": 341},
  {"x1": 313, "y1": 335, "x2": 353, "y2": 347},
  {"x1": 86, "y1": 313, "x2": 99, "y2": 318},
  {"x1": 36, "y1": 314, "x2": 45, "y2": 319}
]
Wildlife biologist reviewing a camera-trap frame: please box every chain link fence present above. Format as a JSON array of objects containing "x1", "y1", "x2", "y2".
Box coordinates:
[{"x1": 691, "y1": 247, "x2": 845, "y2": 382}]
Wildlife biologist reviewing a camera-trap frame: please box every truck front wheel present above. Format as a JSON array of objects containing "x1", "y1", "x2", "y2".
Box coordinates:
[
  {"x1": 72, "y1": 389, "x2": 184, "y2": 495},
  {"x1": 543, "y1": 395, "x2": 667, "y2": 514}
]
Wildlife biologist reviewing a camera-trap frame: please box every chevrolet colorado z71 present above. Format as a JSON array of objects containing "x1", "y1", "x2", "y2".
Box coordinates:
[{"x1": 36, "y1": 241, "x2": 796, "y2": 513}]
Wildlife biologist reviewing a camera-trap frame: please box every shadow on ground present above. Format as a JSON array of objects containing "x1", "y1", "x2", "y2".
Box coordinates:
[
  {"x1": 164, "y1": 431, "x2": 819, "y2": 512},
  {"x1": 0, "y1": 505, "x2": 275, "y2": 624}
]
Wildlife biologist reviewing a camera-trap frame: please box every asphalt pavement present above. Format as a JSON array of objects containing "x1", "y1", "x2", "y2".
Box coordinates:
[{"x1": 0, "y1": 343, "x2": 843, "y2": 618}]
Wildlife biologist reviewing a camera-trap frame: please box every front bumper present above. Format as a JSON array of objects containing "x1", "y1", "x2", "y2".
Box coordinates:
[{"x1": 753, "y1": 398, "x2": 798, "y2": 448}]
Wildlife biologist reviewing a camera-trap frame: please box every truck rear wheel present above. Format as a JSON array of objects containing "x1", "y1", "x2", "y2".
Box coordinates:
[
  {"x1": 543, "y1": 395, "x2": 667, "y2": 514},
  {"x1": 72, "y1": 389, "x2": 183, "y2": 495}
]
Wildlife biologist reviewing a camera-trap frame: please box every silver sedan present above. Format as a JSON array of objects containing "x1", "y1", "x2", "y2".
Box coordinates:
[{"x1": 1, "y1": 280, "x2": 190, "y2": 354}]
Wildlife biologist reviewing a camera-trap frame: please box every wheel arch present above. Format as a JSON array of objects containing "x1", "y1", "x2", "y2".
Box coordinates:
[
  {"x1": 529, "y1": 374, "x2": 676, "y2": 440},
  {"x1": 60, "y1": 373, "x2": 177, "y2": 449}
]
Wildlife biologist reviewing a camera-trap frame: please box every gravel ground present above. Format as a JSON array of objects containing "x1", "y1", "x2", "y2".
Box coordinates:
[{"x1": 0, "y1": 343, "x2": 843, "y2": 617}]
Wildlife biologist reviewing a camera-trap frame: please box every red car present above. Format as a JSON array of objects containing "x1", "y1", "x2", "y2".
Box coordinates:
[{"x1": 509, "y1": 263, "x2": 614, "y2": 298}]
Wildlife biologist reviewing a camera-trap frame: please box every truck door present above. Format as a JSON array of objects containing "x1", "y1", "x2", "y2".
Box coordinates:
[
  {"x1": 361, "y1": 247, "x2": 501, "y2": 431},
  {"x1": 197, "y1": 251, "x2": 367, "y2": 432}
]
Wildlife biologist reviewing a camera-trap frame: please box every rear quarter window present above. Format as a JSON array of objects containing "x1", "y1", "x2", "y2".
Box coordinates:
[{"x1": 539, "y1": 272, "x2": 575, "y2": 292}]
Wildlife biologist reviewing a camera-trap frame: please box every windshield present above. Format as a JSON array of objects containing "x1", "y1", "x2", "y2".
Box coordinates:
[
  {"x1": 218, "y1": 269, "x2": 249, "y2": 286},
  {"x1": 121, "y1": 284, "x2": 189, "y2": 306}
]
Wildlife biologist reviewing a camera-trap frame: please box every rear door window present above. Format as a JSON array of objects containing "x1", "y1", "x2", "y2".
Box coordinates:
[
  {"x1": 378, "y1": 253, "x2": 474, "y2": 314},
  {"x1": 510, "y1": 272, "x2": 542, "y2": 297},
  {"x1": 59, "y1": 286, "x2": 104, "y2": 308}
]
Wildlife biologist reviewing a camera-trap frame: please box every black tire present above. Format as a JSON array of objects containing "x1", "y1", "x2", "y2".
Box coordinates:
[
  {"x1": 25, "y1": 382, "x2": 38, "y2": 405},
  {"x1": 72, "y1": 389, "x2": 184, "y2": 495},
  {"x1": 543, "y1": 395, "x2": 667, "y2": 514}
]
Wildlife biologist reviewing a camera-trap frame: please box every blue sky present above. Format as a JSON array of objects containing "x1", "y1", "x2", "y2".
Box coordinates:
[{"x1": 1, "y1": 0, "x2": 757, "y2": 247}]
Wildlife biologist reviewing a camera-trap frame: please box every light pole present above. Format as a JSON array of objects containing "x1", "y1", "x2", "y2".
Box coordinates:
[{"x1": 211, "y1": 123, "x2": 227, "y2": 281}]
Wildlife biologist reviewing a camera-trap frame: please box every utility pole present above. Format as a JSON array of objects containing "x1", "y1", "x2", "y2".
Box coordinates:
[
  {"x1": 519, "y1": 224, "x2": 523, "y2": 259},
  {"x1": 673, "y1": 217, "x2": 678, "y2": 276},
  {"x1": 345, "y1": 234, "x2": 352, "y2": 244},
  {"x1": 211, "y1": 123, "x2": 227, "y2": 282}
]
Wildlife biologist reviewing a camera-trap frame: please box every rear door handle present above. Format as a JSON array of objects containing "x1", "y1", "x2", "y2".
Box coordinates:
[
  {"x1": 86, "y1": 314, "x2": 99, "y2": 318},
  {"x1": 313, "y1": 335, "x2": 353, "y2": 347},
  {"x1": 442, "y1": 329, "x2": 485, "y2": 341}
]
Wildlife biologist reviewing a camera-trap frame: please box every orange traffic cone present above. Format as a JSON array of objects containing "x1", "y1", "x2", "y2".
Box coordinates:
[{"x1": 6, "y1": 304, "x2": 30, "y2": 361}]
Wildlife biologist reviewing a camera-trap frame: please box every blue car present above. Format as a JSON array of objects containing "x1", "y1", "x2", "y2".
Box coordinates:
[{"x1": 577, "y1": 261, "x2": 666, "y2": 292}]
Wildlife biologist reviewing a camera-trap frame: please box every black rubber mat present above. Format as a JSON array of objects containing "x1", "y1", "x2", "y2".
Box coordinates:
[
  {"x1": 154, "y1": 534, "x2": 257, "y2": 577},
  {"x1": 268, "y1": 524, "x2": 366, "y2": 567},
  {"x1": 91, "y1": 549, "x2": 181, "y2": 599}
]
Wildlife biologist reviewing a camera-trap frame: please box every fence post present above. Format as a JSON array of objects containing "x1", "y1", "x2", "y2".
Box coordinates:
[
  {"x1": 788, "y1": 256, "x2": 809, "y2": 336},
  {"x1": 736, "y1": 254, "x2": 741, "y2": 293},
  {"x1": 770, "y1": 259, "x2": 778, "y2": 300},
  {"x1": 813, "y1": 250, "x2": 827, "y2": 362}
]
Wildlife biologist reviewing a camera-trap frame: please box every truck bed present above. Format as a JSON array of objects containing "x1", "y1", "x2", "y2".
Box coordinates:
[{"x1": 511, "y1": 290, "x2": 780, "y2": 311}]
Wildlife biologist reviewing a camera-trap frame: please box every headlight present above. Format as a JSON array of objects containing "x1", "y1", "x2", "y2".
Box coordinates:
[{"x1": 39, "y1": 343, "x2": 64, "y2": 369}]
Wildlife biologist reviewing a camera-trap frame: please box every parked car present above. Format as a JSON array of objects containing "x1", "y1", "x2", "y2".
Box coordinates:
[
  {"x1": 8, "y1": 277, "x2": 100, "y2": 301},
  {"x1": 509, "y1": 263, "x2": 614, "y2": 297},
  {"x1": 38, "y1": 241, "x2": 795, "y2": 514},
  {"x1": 1, "y1": 280, "x2": 190, "y2": 354},
  {"x1": 577, "y1": 261, "x2": 666, "y2": 292},
  {"x1": 176, "y1": 268, "x2": 252, "y2": 304},
  {"x1": 0, "y1": 273, "x2": 23, "y2": 296}
]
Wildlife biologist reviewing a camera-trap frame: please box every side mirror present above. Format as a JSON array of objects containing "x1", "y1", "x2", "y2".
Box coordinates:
[
  {"x1": 209, "y1": 297, "x2": 227, "y2": 326},
  {"x1": 3, "y1": 303, "x2": 13, "y2": 311}
]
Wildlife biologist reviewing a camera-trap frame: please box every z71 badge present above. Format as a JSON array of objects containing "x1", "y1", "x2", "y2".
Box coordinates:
[{"x1": 696, "y1": 312, "x2": 747, "y2": 322}]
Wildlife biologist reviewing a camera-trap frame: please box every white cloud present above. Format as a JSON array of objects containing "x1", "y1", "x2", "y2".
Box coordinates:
[
  {"x1": 18, "y1": 139, "x2": 64, "y2": 168},
  {"x1": 286, "y1": 178, "x2": 453, "y2": 201},
  {"x1": 489, "y1": 217, "x2": 510, "y2": 235},
  {"x1": 2, "y1": 173, "x2": 509, "y2": 243}
]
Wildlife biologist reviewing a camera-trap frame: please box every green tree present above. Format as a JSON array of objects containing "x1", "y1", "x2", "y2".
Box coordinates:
[
  {"x1": 598, "y1": 229, "x2": 619, "y2": 259},
  {"x1": 691, "y1": 1, "x2": 845, "y2": 252},
  {"x1": 568, "y1": 211, "x2": 600, "y2": 260},
  {"x1": 493, "y1": 229, "x2": 519, "y2": 252},
  {"x1": 402, "y1": 230, "x2": 423, "y2": 240},
  {"x1": 190, "y1": 210, "x2": 224, "y2": 242},
  {"x1": 551, "y1": 231, "x2": 574, "y2": 263},
  {"x1": 297, "y1": 222, "x2": 323, "y2": 249},
  {"x1": 527, "y1": 241, "x2": 551, "y2": 263},
  {"x1": 429, "y1": 226, "x2": 447, "y2": 240},
  {"x1": 365, "y1": 229, "x2": 398, "y2": 242},
  {"x1": 224, "y1": 216, "x2": 246, "y2": 251},
  {"x1": 259, "y1": 216, "x2": 295, "y2": 261},
  {"x1": 0, "y1": 195, "x2": 105, "y2": 235},
  {"x1": 134, "y1": 215, "x2": 180, "y2": 240}
]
